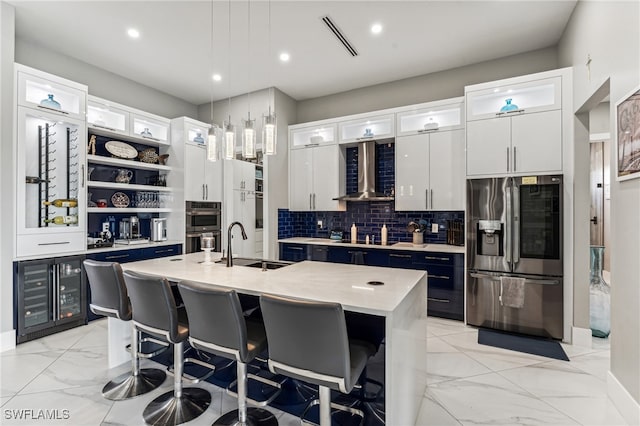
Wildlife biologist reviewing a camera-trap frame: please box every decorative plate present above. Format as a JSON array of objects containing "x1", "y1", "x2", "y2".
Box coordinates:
[
  {"x1": 110, "y1": 192, "x2": 130, "y2": 208},
  {"x1": 105, "y1": 141, "x2": 137, "y2": 159},
  {"x1": 138, "y1": 148, "x2": 159, "y2": 163}
]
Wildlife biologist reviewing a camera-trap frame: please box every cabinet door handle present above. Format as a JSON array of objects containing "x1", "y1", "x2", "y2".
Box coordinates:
[
  {"x1": 38, "y1": 241, "x2": 70, "y2": 246},
  {"x1": 205, "y1": 184, "x2": 209, "y2": 200},
  {"x1": 305, "y1": 143, "x2": 320, "y2": 148},
  {"x1": 105, "y1": 254, "x2": 130, "y2": 260},
  {"x1": 429, "y1": 275, "x2": 451, "y2": 280},
  {"x1": 81, "y1": 164, "x2": 85, "y2": 188},
  {"x1": 347, "y1": 251, "x2": 368, "y2": 255},
  {"x1": 91, "y1": 123, "x2": 117, "y2": 132},
  {"x1": 153, "y1": 249, "x2": 173, "y2": 254},
  {"x1": 427, "y1": 297, "x2": 450, "y2": 303},
  {"x1": 507, "y1": 147, "x2": 510, "y2": 172},
  {"x1": 389, "y1": 253, "x2": 411, "y2": 258},
  {"x1": 313, "y1": 193, "x2": 316, "y2": 210},
  {"x1": 289, "y1": 247, "x2": 304, "y2": 251},
  {"x1": 430, "y1": 189, "x2": 433, "y2": 209},
  {"x1": 38, "y1": 104, "x2": 69, "y2": 115},
  {"x1": 513, "y1": 146, "x2": 517, "y2": 172},
  {"x1": 309, "y1": 194, "x2": 312, "y2": 210},
  {"x1": 424, "y1": 256, "x2": 450, "y2": 261},
  {"x1": 426, "y1": 189, "x2": 429, "y2": 209},
  {"x1": 202, "y1": 184, "x2": 205, "y2": 200}
]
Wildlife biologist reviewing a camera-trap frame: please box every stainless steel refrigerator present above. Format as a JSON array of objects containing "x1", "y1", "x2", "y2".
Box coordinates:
[{"x1": 466, "y1": 175, "x2": 564, "y2": 340}]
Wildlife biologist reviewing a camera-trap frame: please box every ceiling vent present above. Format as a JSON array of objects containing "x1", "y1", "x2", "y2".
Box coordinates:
[{"x1": 321, "y1": 15, "x2": 358, "y2": 57}]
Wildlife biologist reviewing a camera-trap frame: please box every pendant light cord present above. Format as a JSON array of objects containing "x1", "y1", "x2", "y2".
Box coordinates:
[
  {"x1": 247, "y1": 0, "x2": 251, "y2": 121},
  {"x1": 227, "y1": 0, "x2": 231, "y2": 124},
  {"x1": 210, "y1": 0, "x2": 214, "y2": 124}
]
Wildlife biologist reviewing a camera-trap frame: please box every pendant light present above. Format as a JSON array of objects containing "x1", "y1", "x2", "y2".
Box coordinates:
[
  {"x1": 241, "y1": 0, "x2": 256, "y2": 159},
  {"x1": 262, "y1": 0, "x2": 277, "y2": 156},
  {"x1": 223, "y1": 0, "x2": 236, "y2": 160},
  {"x1": 207, "y1": 0, "x2": 220, "y2": 162}
]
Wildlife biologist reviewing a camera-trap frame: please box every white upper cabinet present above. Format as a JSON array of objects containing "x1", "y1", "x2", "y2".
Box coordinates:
[
  {"x1": 87, "y1": 97, "x2": 129, "y2": 136},
  {"x1": 338, "y1": 113, "x2": 395, "y2": 144},
  {"x1": 89, "y1": 95, "x2": 170, "y2": 146},
  {"x1": 289, "y1": 122, "x2": 337, "y2": 149},
  {"x1": 17, "y1": 64, "x2": 87, "y2": 121},
  {"x1": 466, "y1": 76, "x2": 561, "y2": 121},
  {"x1": 465, "y1": 70, "x2": 567, "y2": 177},
  {"x1": 396, "y1": 98, "x2": 464, "y2": 136},
  {"x1": 289, "y1": 144, "x2": 344, "y2": 212}
]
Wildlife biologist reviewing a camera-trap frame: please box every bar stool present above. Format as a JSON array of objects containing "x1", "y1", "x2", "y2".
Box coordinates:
[
  {"x1": 83, "y1": 260, "x2": 166, "y2": 401},
  {"x1": 122, "y1": 270, "x2": 211, "y2": 425},
  {"x1": 177, "y1": 280, "x2": 280, "y2": 426},
  {"x1": 259, "y1": 294, "x2": 377, "y2": 426}
]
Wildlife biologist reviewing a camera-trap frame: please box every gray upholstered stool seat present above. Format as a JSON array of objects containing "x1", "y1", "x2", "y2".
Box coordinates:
[
  {"x1": 123, "y1": 270, "x2": 211, "y2": 426},
  {"x1": 83, "y1": 260, "x2": 166, "y2": 401},
  {"x1": 260, "y1": 293, "x2": 376, "y2": 426},
  {"x1": 178, "y1": 280, "x2": 280, "y2": 426}
]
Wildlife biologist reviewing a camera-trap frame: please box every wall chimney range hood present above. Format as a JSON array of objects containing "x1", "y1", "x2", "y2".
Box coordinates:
[{"x1": 334, "y1": 141, "x2": 393, "y2": 202}]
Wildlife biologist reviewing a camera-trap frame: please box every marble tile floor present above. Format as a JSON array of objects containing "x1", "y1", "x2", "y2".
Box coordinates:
[{"x1": 0, "y1": 317, "x2": 626, "y2": 426}]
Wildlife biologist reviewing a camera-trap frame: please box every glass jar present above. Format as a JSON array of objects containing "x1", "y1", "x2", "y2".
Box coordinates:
[{"x1": 589, "y1": 245, "x2": 610, "y2": 338}]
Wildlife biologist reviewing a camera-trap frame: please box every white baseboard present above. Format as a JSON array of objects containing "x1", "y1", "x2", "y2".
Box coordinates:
[
  {"x1": 571, "y1": 326, "x2": 592, "y2": 347},
  {"x1": 0, "y1": 329, "x2": 16, "y2": 352},
  {"x1": 607, "y1": 371, "x2": 640, "y2": 425}
]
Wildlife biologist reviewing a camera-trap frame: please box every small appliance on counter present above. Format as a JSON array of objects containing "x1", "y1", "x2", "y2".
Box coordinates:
[
  {"x1": 115, "y1": 216, "x2": 149, "y2": 245},
  {"x1": 150, "y1": 218, "x2": 168, "y2": 242}
]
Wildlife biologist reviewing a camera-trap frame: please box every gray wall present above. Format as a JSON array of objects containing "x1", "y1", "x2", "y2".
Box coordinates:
[
  {"x1": 15, "y1": 38, "x2": 197, "y2": 119},
  {"x1": 559, "y1": 0, "x2": 640, "y2": 411},
  {"x1": 0, "y1": 1, "x2": 15, "y2": 346},
  {"x1": 296, "y1": 47, "x2": 558, "y2": 123},
  {"x1": 197, "y1": 87, "x2": 295, "y2": 259}
]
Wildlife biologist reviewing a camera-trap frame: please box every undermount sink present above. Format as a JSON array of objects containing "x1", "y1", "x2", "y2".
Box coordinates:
[{"x1": 227, "y1": 257, "x2": 293, "y2": 269}]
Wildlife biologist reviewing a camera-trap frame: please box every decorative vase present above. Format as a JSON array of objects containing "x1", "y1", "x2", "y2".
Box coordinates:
[
  {"x1": 589, "y1": 245, "x2": 610, "y2": 338},
  {"x1": 193, "y1": 132, "x2": 205, "y2": 144},
  {"x1": 500, "y1": 98, "x2": 518, "y2": 112},
  {"x1": 40, "y1": 94, "x2": 61, "y2": 110},
  {"x1": 140, "y1": 127, "x2": 153, "y2": 138}
]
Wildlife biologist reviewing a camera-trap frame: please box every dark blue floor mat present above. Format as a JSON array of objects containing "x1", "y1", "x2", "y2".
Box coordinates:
[{"x1": 478, "y1": 328, "x2": 570, "y2": 361}]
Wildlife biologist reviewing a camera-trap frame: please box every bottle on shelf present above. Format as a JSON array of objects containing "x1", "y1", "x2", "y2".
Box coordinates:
[
  {"x1": 42, "y1": 198, "x2": 78, "y2": 208},
  {"x1": 44, "y1": 215, "x2": 78, "y2": 225}
]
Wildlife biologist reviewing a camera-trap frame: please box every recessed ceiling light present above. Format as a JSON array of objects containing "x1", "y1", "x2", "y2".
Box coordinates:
[
  {"x1": 279, "y1": 52, "x2": 290, "y2": 62},
  {"x1": 212, "y1": 74, "x2": 222, "y2": 82},
  {"x1": 371, "y1": 23, "x2": 383, "y2": 34},
  {"x1": 127, "y1": 28, "x2": 140, "y2": 39}
]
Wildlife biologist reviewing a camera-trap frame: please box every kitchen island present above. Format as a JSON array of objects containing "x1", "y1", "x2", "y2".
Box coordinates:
[{"x1": 112, "y1": 251, "x2": 427, "y2": 425}]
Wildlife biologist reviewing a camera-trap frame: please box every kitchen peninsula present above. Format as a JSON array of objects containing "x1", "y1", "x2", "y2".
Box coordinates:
[{"x1": 116, "y1": 251, "x2": 427, "y2": 425}]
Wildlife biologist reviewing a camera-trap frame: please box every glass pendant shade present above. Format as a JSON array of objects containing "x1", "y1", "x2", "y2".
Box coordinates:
[
  {"x1": 242, "y1": 118, "x2": 257, "y2": 159},
  {"x1": 207, "y1": 125, "x2": 220, "y2": 161},
  {"x1": 223, "y1": 121, "x2": 236, "y2": 160},
  {"x1": 262, "y1": 113, "x2": 277, "y2": 155}
]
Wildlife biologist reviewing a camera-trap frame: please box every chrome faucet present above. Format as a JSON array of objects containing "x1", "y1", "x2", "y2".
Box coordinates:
[{"x1": 226, "y1": 221, "x2": 248, "y2": 267}]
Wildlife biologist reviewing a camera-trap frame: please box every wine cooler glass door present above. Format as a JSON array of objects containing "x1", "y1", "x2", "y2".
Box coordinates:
[
  {"x1": 17, "y1": 107, "x2": 86, "y2": 235},
  {"x1": 56, "y1": 258, "x2": 85, "y2": 323},
  {"x1": 20, "y1": 261, "x2": 53, "y2": 331}
]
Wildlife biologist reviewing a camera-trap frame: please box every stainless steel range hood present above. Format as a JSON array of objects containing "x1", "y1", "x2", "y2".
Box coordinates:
[{"x1": 334, "y1": 140, "x2": 394, "y2": 202}]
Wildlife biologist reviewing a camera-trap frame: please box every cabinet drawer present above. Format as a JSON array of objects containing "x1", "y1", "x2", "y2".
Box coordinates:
[
  {"x1": 413, "y1": 252, "x2": 462, "y2": 267},
  {"x1": 427, "y1": 289, "x2": 464, "y2": 320},
  {"x1": 279, "y1": 243, "x2": 309, "y2": 262},
  {"x1": 17, "y1": 232, "x2": 85, "y2": 258},
  {"x1": 89, "y1": 249, "x2": 142, "y2": 263},
  {"x1": 142, "y1": 244, "x2": 182, "y2": 260}
]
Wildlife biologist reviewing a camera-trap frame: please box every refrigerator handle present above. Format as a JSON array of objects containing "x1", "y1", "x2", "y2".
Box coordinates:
[
  {"x1": 513, "y1": 183, "x2": 520, "y2": 263},
  {"x1": 505, "y1": 180, "x2": 512, "y2": 264}
]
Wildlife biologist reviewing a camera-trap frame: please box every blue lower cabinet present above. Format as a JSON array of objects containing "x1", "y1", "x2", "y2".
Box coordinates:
[
  {"x1": 388, "y1": 252, "x2": 414, "y2": 269},
  {"x1": 279, "y1": 243, "x2": 309, "y2": 262},
  {"x1": 427, "y1": 289, "x2": 464, "y2": 321},
  {"x1": 310, "y1": 245, "x2": 329, "y2": 262},
  {"x1": 84, "y1": 244, "x2": 182, "y2": 321}
]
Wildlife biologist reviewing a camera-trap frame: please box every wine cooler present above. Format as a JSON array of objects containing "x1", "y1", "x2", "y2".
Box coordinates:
[{"x1": 14, "y1": 255, "x2": 87, "y2": 343}]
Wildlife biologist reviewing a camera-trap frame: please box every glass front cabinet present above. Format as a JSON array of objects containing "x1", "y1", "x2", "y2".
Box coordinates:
[{"x1": 15, "y1": 64, "x2": 87, "y2": 258}]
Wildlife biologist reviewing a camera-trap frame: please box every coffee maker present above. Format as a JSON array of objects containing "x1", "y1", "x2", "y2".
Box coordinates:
[{"x1": 119, "y1": 216, "x2": 141, "y2": 240}]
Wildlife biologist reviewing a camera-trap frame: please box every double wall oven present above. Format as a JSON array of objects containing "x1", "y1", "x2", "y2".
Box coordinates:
[
  {"x1": 466, "y1": 175, "x2": 564, "y2": 340},
  {"x1": 185, "y1": 201, "x2": 221, "y2": 253}
]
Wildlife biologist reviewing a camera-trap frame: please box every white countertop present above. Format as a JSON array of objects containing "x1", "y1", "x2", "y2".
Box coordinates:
[
  {"x1": 278, "y1": 237, "x2": 465, "y2": 254},
  {"x1": 121, "y1": 251, "x2": 426, "y2": 317}
]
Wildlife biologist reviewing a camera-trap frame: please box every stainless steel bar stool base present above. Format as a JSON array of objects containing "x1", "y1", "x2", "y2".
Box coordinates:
[
  {"x1": 213, "y1": 407, "x2": 279, "y2": 426},
  {"x1": 102, "y1": 368, "x2": 166, "y2": 401},
  {"x1": 142, "y1": 388, "x2": 211, "y2": 426}
]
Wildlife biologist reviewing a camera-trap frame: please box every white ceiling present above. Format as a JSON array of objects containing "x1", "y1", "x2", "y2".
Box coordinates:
[{"x1": 10, "y1": 0, "x2": 577, "y2": 106}]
